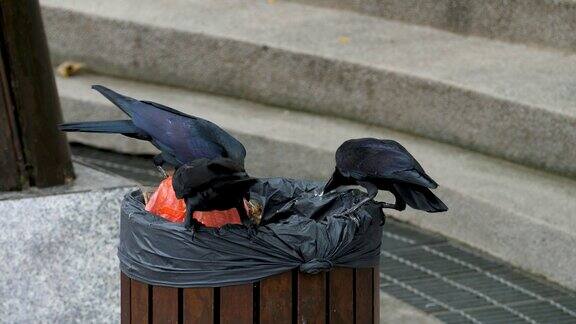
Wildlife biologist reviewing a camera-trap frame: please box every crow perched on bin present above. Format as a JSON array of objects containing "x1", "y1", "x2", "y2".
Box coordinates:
[
  {"x1": 172, "y1": 157, "x2": 258, "y2": 230},
  {"x1": 59, "y1": 85, "x2": 246, "y2": 175},
  {"x1": 323, "y1": 138, "x2": 448, "y2": 214}
]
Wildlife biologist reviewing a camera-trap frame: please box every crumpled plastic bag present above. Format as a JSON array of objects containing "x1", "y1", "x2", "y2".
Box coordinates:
[
  {"x1": 145, "y1": 176, "x2": 186, "y2": 223},
  {"x1": 120, "y1": 178, "x2": 385, "y2": 287},
  {"x1": 144, "y1": 176, "x2": 242, "y2": 227}
]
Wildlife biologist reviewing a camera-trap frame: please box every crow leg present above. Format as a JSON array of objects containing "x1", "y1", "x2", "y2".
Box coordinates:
[
  {"x1": 335, "y1": 181, "x2": 379, "y2": 216},
  {"x1": 156, "y1": 166, "x2": 168, "y2": 178},
  {"x1": 391, "y1": 188, "x2": 406, "y2": 211},
  {"x1": 378, "y1": 201, "x2": 396, "y2": 209},
  {"x1": 153, "y1": 154, "x2": 169, "y2": 178},
  {"x1": 344, "y1": 197, "x2": 371, "y2": 215}
]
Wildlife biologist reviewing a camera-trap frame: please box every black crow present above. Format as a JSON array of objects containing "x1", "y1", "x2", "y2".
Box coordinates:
[
  {"x1": 59, "y1": 86, "x2": 246, "y2": 174},
  {"x1": 172, "y1": 158, "x2": 257, "y2": 230},
  {"x1": 323, "y1": 138, "x2": 448, "y2": 214}
]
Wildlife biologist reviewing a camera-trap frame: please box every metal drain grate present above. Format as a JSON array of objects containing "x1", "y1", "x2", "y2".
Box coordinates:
[
  {"x1": 381, "y1": 221, "x2": 576, "y2": 323},
  {"x1": 71, "y1": 144, "x2": 576, "y2": 324}
]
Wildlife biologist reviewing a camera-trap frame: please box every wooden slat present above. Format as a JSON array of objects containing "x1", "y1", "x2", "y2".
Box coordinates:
[
  {"x1": 123, "y1": 269, "x2": 378, "y2": 324},
  {"x1": 120, "y1": 273, "x2": 131, "y2": 324},
  {"x1": 220, "y1": 284, "x2": 253, "y2": 324},
  {"x1": 131, "y1": 280, "x2": 149, "y2": 324},
  {"x1": 297, "y1": 272, "x2": 326, "y2": 324},
  {"x1": 183, "y1": 288, "x2": 214, "y2": 324},
  {"x1": 373, "y1": 267, "x2": 380, "y2": 324},
  {"x1": 153, "y1": 286, "x2": 179, "y2": 324},
  {"x1": 329, "y1": 267, "x2": 354, "y2": 324},
  {"x1": 260, "y1": 271, "x2": 292, "y2": 324},
  {"x1": 355, "y1": 268, "x2": 374, "y2": 324}
]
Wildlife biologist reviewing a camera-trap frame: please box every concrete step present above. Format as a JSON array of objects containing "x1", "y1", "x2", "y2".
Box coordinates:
[
  {"x1": 41, "y1": 0, "x2": 576, "y2": 177},
  {"x1": 57, "y1": 72, "x2": 576, "y2": 291},
  {"x1": 286, "y1": 0, "x2": 576, "y2": 52}
]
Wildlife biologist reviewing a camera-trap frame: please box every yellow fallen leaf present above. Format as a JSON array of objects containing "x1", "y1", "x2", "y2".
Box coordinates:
[
  {"x1": 267, "y1": 0, "x2": 276, "y2": 4},
  {"x1": 338, "y1": 36, "x2": 350, "y2": 44},
  {"x1": 56, "y1": 61, "x2": 86, "y2": 78}
]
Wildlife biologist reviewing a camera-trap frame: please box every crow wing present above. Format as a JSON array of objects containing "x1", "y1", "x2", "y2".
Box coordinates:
[
  {"x1": 92, "y1": 85, "x2": 247, "y2": 166},
  {"x1": 336, "y1": 138, "x2": 438, "y2": 188},
  {"x1": 141, "y1": 100, "x2": 195, "y2": 119},
  {"x1": 129, "y1": 100, "x2": 245, "y2": 166}
]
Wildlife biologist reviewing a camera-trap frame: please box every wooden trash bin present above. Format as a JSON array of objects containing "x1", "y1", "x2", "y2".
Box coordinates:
[{"x1": 121, "y1": 267, "x2": 379, "y2": 324}]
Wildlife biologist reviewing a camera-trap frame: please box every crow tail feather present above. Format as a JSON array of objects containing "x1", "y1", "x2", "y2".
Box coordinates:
[
  {"x1": 58, "y1": 120, "x2": 146, "y2": 139},
  {"x1": 393, "y1": 183, "x2": 448, "y2": 213}
]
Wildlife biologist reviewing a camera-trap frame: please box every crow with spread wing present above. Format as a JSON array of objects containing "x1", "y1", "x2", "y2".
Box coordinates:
[
  {"x1": 59, "y1": 85, "x2": 246, "y2": 175},
  {"x1": 323, "y1": 138, "x2": 447, "y2": 215}
]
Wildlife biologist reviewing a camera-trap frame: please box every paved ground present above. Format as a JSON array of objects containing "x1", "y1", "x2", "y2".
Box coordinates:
[
  {"x1": 1, "y1": 163, "x2": 135, "y2": 323},
  {"x1": 71, "y1": 144, "x2": 576, "y2": 324}
]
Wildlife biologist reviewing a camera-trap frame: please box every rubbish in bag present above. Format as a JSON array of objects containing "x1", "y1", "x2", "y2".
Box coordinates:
[
  {"x1": 144, "y1": 176, "x2": 244, "y2": 227},
  {"x1": 192, "y1": 208, "x2": 241, "y2": 228},
  {"x1": 145, "y1": 176, "x2": 186, "y2": 223},
  {"x1": 119, "y1": 178, "x2": 384, "y2": 287},
  {"x1": 245, "y1": 199, "x2": 263, "y2": 225}
]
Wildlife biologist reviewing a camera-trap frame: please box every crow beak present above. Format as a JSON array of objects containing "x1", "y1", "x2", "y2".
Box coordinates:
[{"x1": 322, "y1": 172, "x2": 339, "y2": 195}]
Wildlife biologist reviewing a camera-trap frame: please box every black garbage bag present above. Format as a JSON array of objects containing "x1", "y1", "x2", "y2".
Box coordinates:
[{"x1": 118, "y1": 178, "x2": 384, "y2": 287}]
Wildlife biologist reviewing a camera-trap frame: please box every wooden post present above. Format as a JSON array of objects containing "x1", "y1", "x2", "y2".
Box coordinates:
[{"x1": 0, "y1": 0, "x2": 74, "y2": 191}]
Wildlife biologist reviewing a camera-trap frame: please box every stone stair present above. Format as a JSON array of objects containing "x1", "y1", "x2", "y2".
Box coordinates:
[
  {"x1": 41, "y1": 0, "x2": 576, "y2": 177},
  {"x1": 42, "y1": 0, "x2": 576, "y2": 291},
  {"x1": 286, "y1": 0, "x2": 576, "y2": 52}
]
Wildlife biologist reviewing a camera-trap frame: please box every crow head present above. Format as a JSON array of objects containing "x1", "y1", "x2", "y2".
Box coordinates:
[{"x1": 172, "y1": 157, "x2": 257, "y2": 209}]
